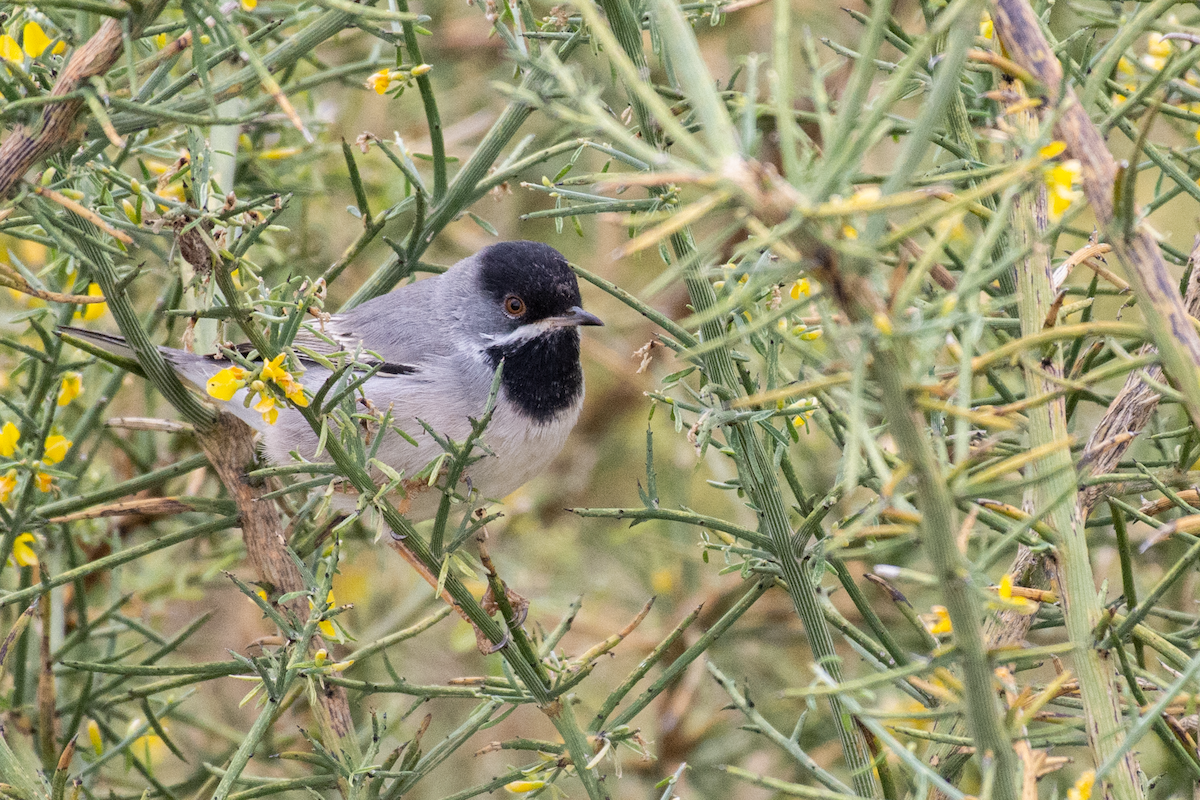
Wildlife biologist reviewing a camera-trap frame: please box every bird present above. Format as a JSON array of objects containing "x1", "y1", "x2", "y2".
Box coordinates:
[{"x1": 61, "y1": 240, "x2": 603, "y2": 519}]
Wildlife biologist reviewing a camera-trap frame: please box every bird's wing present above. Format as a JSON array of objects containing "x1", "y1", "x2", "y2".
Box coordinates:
[{"x1": 290, "y1": 276, "x2": 459, "y2": 371}]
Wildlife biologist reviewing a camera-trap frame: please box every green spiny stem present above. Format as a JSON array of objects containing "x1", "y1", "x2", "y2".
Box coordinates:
[
  {"x1": 610, "y1": 579, "x2": 769, "y2": 728},
  {"x1": 61, "y1": 215, "x2": 216, "y2": 431},
  {"x1": 1112, "y1": 640, "x2": 1200, "y2": 778},
  {"x1": 343, "y1": 33, "x2": 583, "y2": 308},
  {"x1": 396, "y1": 0, "x2": 445, "y2": 200},
  {"x1": 0, "y1": 516, "x2": 237, "y2": 610},
  {"x1": 709, "y1": 661, "x2": 855, "y2": 794},
  {"x1": 589, "y1": 601, "x2": 702, "y2": 730},
  {"x1": 591, "y1": 0, "x2": 879, "y2": 792},
  {"x1": 872, "y1": 343, "x2": 1017, "y2": 800},
  {"x1": 1008, "y1": 167, "x2": 1141, "y2": 800}
]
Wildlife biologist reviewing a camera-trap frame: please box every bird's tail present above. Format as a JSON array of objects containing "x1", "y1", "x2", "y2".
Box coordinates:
[
  {"x1": 57, "y1": 326, "x2": 136, "y2": 357},
  {"x1": 57, "y1": 326, "x2": 214, "y2": 381},
  {"x1": 54, "y1": 326, "x2": 267, "y2": 430},
  {"x1": 56, "y1": 326, "x2": 147, "y2": 375}
]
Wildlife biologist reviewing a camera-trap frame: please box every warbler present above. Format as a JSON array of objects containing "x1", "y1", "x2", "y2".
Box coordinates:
[{"x1": 63, "y1": 240, "x2": 603, "y2": 516}]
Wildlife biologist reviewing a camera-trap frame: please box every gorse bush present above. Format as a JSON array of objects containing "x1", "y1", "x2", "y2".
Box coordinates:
[{"x1": 4, "y1": 0, "x2": 1200, "y2": 797}]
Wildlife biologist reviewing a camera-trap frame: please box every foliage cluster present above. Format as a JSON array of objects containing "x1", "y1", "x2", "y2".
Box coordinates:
[{"x1": 5, "y1": 0, "x2": 1200, "y2": 798}]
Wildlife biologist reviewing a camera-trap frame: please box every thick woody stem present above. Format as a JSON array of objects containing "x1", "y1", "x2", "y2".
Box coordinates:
[
  {"x1": 1008, "y1": 153, "x2": 1141, "y2": 800},
  {"x1": 199, "y1": 415, "x2": 362, "y2": 779},
  {"x1": 992, "y1": 0, "x2": 1200, "y2": 432},
  {"x1": 61, "y1": 214, "x2": 361, "y2": 785},
  {"x1": 0, "y1": 1, "x2": 169, "y2": 196}
]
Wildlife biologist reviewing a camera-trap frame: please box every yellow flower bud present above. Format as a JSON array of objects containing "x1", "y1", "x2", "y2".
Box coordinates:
[
  {"x1": 22, "y1": 22, "x2": 51, "y2": 58},
  {"x1": 9, "y1": 533, "x2": 38, "y2": 568},
  {"x1": 0, "y1": 421, "x2": 19, "y2": 457},
  {"x1": 505, "y1": 781, "x2": 546, "y2": 794},
  {"x1": 87, "y1": 720, "x2": 103, "y2": 755},
  {"x1": 0, "y1": 35, "x2": 22, "y2": 62},
  {"x1": 42, "y1": 434, "x2": 71, "y2": 465},
  {"x1": 57, "y1": 372, "x2": 82, "y2": 406}
]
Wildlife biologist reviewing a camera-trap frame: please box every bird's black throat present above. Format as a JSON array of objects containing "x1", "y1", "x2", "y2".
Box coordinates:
[{"x1": 485, "y1": 328, "x2": 583, "y2": 423}]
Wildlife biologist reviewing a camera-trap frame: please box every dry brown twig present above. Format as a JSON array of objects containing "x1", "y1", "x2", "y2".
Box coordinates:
[
  {"x1": 993, "y1": 0, "x2": 1200, "y2": 431},
  {"x1": 198, "y1": 415, "x2": 360, "y2": 774},
  {"x1": 0, "y1": 1, "x2": 170, "y2": 196}
]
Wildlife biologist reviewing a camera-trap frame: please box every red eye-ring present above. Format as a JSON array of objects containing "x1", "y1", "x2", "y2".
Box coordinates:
[{"x1": 504, "y1": 295, "x2": 526, "y2": 317}]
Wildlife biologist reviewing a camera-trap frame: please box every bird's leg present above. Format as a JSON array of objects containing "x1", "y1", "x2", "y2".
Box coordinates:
[
  {"x1": 477, "y1": 534, "x2": 530, "y2": 629},
  {"x1": 383, "y1": 531, "x2": 508, "y2": 654}
]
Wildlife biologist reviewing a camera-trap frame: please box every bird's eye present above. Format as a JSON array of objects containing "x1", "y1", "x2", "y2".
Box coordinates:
[{"x1": 503, "y1": 295, "x2": 526, "y2": 317}]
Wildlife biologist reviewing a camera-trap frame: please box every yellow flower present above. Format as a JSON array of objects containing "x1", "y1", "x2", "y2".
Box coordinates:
[
  {"x1": 790, "y1": 399, "x2": 817, "y2": 428},
  {"x1": 1068, "y1": 771, "x2": 1095, "y2": 800},
  {"x1": 1117, "y1": 56, "x2": 1136, "y2": 76},
  {"x1": 9, "y1": 533, "x2": 37, "y2": 568},
  {"x1": 979, "y1": 13, "x2": 993, "y2": 39},
  {"x1": 241, "y1": 0, "x2": 257, "y2": 9},
  {"x1": 872, "y1": 312, "x2": 893, "y2": 336},
  {"x1": 1147, "y1": 32, "x2": 1171, "y2": 57},
  {"x1": 1045, "y1": 160, "x2": 1081, "y2": 220},
  {"x1": 1038, "y1": 140, "x2": 1066, "y2": 159},
  {"x1": 842, "y1": 224, "x2": 858, "y2": 239},
  {"x1": 283, "y1": 381, "x2": 308, "y2": 407},
  {"x1": 57, "y1": 372, "x2": 82, "y2": 406},
  {"x1": 789, "y1": 278, "x2": 810, "y2": 299},
  {"x1": 205, "y1": 366, "x2": 247, "y2": 402},
  {"x1": 310, "y1": 590, "x2": 338, "y2": 638},
  {"x1": 42, "y1": 434, "x2": 70, "y2": 464},
  {"x1": 258, "y1": 147, "x2": 302, "y2": 160},
  {"x1": 798, "y1": 328, "x2": 822, "y2": 341},
  {"x1": 927, "y1": 606, "x2": 952, "y2": 635},
  {"x1": 253, "y1": 394, "x2": 278, "y2": 426},
  {"x1": 0, "y1": 421, "x2": 19, "y2": 457},
  {"x1": 366, "y1": 69, "x2": 394, "y2": 95},
  {"x1": 411, "y1": 63, "x2": 432, "y2": 77},
  {"x1": 260, "y1": 354, "x2": 308, "y2": 407},
  {"x1": 261, "y1": 354, "x2": 288, "y2": 384},
  {"x1": 51, "y1": 40, "x2": 65, "y2": 55},
  {"x1": 1142, "y1": 53, "x2": 1167, "y2": 72},
  {"x1": 127, "y1": 718, "x2": 169, "y2": 767},
  {"x1": 35, "y1": 471, "x2": 52, "y2": 493},
  {"x1": 994, "y1": 573, "x2": 1037, "y2": 614},
  {"x1": 153, "y1": 32, "x2": 167, "y2": 48},
  {"x1": 505, "y1": 781, "x2": 546, "y2": 794},
  {"x1": 86, "y1": 720, "x2": 103, "y2": 756},
  {"x1": 0, "y1": 470, "x2": 16, "y2": 503},
  {"x1": 0, "y1": 35, "x2": 21, "y2": 62},
  {"x1": 74, "y1": 283, "x2": 107, "y2": 321},
  {"x1": 22, "y1": 22, "x2": 50, "y2": 58}
]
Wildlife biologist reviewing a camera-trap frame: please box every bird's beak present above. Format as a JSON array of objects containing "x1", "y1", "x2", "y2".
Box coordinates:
[{"x1": 548, "y1": 306, "x2": 604, "y2": 328}]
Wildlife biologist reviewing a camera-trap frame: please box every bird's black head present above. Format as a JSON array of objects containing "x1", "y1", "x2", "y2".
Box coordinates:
[
  {"x1": 474, "y1": 241, "x2": 602, "y2": 423},
  {"x1": 477, "y1": 241, "x2": 586, "y2": 325}
]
